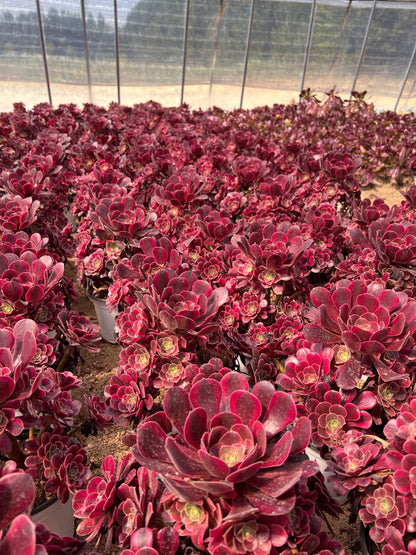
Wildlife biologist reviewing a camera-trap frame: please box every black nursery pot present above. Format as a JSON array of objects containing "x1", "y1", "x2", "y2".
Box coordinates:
[{"x1": 360, "y1": 523, "x2": 378, "y2": 555}]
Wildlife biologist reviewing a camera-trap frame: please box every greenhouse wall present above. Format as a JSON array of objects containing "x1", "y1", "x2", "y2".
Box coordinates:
[{"x1": 1, "y1": 0, "x2": 415, "y2": 111}]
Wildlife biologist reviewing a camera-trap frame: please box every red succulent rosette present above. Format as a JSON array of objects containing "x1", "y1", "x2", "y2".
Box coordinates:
[
  {"x1": 139, "y1": 268, "x2": 228, "y2": 345},
  {"x1": 134, "y1": 373, "x2": 317, "y2": 515},
  {"x1": 304, "y1": 279, "x2": 416, "y2": 389}
]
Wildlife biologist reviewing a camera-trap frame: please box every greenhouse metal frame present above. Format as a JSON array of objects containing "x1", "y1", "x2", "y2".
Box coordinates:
[{"x1": 2, "y1": 0, "x2": 416, "y2": 111}]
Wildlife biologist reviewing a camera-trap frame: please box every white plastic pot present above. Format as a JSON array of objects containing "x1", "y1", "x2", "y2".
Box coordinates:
[
  {"x1": 86, "y1": 288, "x2": 118, "y2": 344},
  {"x1": 31, "y1": 494, "x2": 74, "y2": 537},
  {"x1": 305, "y1": 446, "x2": 348, "y2": 505},
  {"x1": 63, "y1": 207, "x2": 77, "y2": 232}
]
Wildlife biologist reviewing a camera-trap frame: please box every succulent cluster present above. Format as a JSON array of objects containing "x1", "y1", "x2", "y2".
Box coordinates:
[
  {"x1": 0, "y1": 105, "x2": 102, "y2": 554},
  {"x1": 1, "y1": 94, "x2": 416, "y2": 554}
]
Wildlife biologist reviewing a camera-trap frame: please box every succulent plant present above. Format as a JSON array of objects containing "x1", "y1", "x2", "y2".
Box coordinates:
[
  {"x1": 0, "y1": 465, "x2": 36, "y2": 554},
  {"x1": 304, "y1": 280, "x2": 416, "y2": 389},
  {"x1": 134, "y1": 373, "x2": 317, "y2": 513},
  {"x1": 3, "y1": 95, "x2": 416, "y2": 554},
  {"x1": 322, "y1": 151, "x2": 362, "y2": 180},
  {"x1": 25, "y1": 425, "x2": 91, "y2": 503},
  {"x1": 138, "y1": 268, "x2": 228, "y2": 345},
  {"x1": 0, "y1": 250, "x2": 65, "y2": 325},
  {"x1": 57, "y1": 309, "x2": 101, "y2": 352},
  {"x1": 89, "y1": 195, "x2": 156, "y2": 242},
  {"x1": 0, "y1": 194, "x2": 40, "y2": 232}
]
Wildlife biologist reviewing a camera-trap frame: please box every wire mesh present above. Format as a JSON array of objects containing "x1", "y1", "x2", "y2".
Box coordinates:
[{"x1": 1, "y1": 0, "x2": 416, "y2": 111}]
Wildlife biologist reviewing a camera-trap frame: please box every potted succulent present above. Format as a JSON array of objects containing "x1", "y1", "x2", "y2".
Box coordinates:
[
  {"x1": 0, "y1": 462, "x2": 92, "y2": 553},
  {"x1": 73, "y1": 174, "x2": 158, "y2": 342},
  {"x1": 0, "y1": 311, "x2": 100, "y2": 524},
  {"x1": 3, "y1": 94, "x2": 416, "y2": 555},
  {"x1": 0, "y1": 226, "x2": 101, "y2": 550},
  {"x1": 73, "y1": 372, "x2": 345, "y2": 554}
]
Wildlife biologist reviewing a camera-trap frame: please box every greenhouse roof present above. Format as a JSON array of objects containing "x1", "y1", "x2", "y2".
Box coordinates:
[{"x1": 1, "y1": 0, "x2": 415, "y2": 112}]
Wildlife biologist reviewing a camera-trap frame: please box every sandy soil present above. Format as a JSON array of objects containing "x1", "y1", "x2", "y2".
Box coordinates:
[{"x1": 0, "y1": 81, "x2": 404, "y2": 113}]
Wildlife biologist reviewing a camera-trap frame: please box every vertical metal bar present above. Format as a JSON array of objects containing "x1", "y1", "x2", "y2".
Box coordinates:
[
  {"x1": 394, "y1": 40, "x2": 416, "y2": 111},
  {"x1": 349, "y1": 0, "x2": 377, "y2": 100},
  {"x1": 36, "y1": 0, "x2": 52, "y2": 105},
  {"x1": 299, "y1": 0, "x2": 317, "y2": 99},
  {"x1": 328, "y1": 0, "x2": 351, "y2": 82},
  {"x1": 406, "y1": 73, "x2": 416, "y2": 105},
  {"x1": 240, "y1": 0, "x2": 256, "y2": 109},
  {"x1": 181, "y1": 0, "x2": 191, "y2": 105},
  {"x1": 114, "y1": 0, "x2": 121, "y2": 104},
  {"x1": 80, "y1": 0, "x2": 92, "y2": 103}
]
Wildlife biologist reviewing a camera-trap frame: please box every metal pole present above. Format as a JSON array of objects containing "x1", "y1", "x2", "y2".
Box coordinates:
[
  {"x1": 328, "y1": 0, "x2": 351, "y2": 83},
  {"x1": 180, "y1": 0, "x2": 190, "y2": 105},
  {"x1": 349, "y1": 0, "x2": 377, "y2": 100},
  {"x1": 36, "y1": 0, "x2": 52, "y2": 105},
  {"x1": 80, "y1": 0, "x2": 92, "y2": 103},
  {"x1": 239, "y1": 0, "x2": 256, "y2": 109},
  {"x1": 114, "y1": 0, "x2": 121, "y2": 104},
  {"x1": 406, "y1": 73, "x2": 416, "y2": 105},
  {"x1": 299, "y1": 0, "x2": 317, "y2": 99},
  {"x1": 394, "y1": 40, "x2": 416, "y2": 111}
]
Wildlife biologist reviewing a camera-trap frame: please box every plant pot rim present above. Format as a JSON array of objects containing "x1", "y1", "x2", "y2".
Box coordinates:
[
  {"x1": 86, "y1": 279, "x2": 110, "y2": 301},
  {"x1": 31, "y1": 494, "x2": 58, "y2": 516}
]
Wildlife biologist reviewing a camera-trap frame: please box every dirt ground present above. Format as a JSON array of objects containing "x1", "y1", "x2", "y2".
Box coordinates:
[
  {"x1": 0, "y1": 81, "x2": 406, "y2": 113},
  {"x1": 66, "y1": 179, "x2": 406, "y2": 554}
]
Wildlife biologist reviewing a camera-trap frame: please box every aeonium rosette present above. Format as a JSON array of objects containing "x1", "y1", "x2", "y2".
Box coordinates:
[
  {"x1": 133, "y1": 373, "x2": 318, "y2": 516},
  {"x1": 277, "y1": 344, "x2": 334, "y2": 399},
  {"x1": 231, "y1": 220, "x2": 317, "y2": 294},
  {"x1": 0, "y1": 194, "x2": 40, "y2": 233},
  {"x1": 57, "y1": 309, "x2": 101, "y2": 353},
  {"x1": 304, "y1": 279, "x2": 416, "y2": 390},
  {"x1": 321, "y1": 151, "x2": 362, "y2": 181},
  {"x1": 137, "y1": 268, "x2": 228, "y2": 346},
  {"x1": 351, "y1": 217, "x2": 416, "y2": 278},
  {"x1": 0, "y1": 231, "x2": 49, "y2": 258},
  {"x1": 232, "y1": 155, "x2": 269, "y2": 185},
  {"x1": 109, "y1": 236, "x2": 183, "y2": 306},
  {"x1": 0, "y1": 167, "x2": 47, "y2": 198},
  {"x1": 0, "y1": 250, "x2": 64, "y2": 325},
  {"x1": 0, "y1": 319, "x2": 38, "y2": 454},
  {"x1": 158, "y1": 172, "x2": 208, "y2": 207},
  {"x1": 89, "y1": 195, "x2": 157, "y2": 243},
  {"x1": 0, "y1": 464, "x2": 37, "y2": 554}
]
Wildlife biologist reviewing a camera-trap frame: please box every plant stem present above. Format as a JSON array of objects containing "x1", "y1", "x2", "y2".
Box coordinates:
[
  {"x1": 8, "y1": 435, "x2": 26, "y2": 469},
  {"x1": 56, "y1": 346, "x2": 71, "y2": 373}
]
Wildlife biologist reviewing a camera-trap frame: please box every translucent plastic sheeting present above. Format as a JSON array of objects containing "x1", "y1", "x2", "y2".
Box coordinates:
[
  {"x1": 0, "y1": 0, "x2": 49, "y2": 110},
  {"x1": 303, "y1": 1, "x2": 371, "y2": 98},
  {"x1": 184, "y1": 0, "x2": 251, "y2": 110},
  {"x1": 243, "y1": 0, "x2": 312, "y2": 108},
  {"x1": 38, "y1": 0, "x2": 89, "y2": 106},
  {"x1": 398, "y1": 53, "x2": 416, "y2": 112},
  {"x1": 83, "y1": 0, "x2": 117, "y2": 106},
  {"x1": 1, "y1": 0, "x2": 416, "y2": 112},
  {"x1": 354, "y1": 4, "x2": 416, "y2": 110},
  {"x1": 117, "y1": 0, "x2": 186, "y2": 106}
]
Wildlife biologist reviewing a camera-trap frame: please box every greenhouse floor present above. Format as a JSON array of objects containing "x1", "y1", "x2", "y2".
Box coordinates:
[{"x1": 0, "y1": 81, "x2": 401, "y2": 113}]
